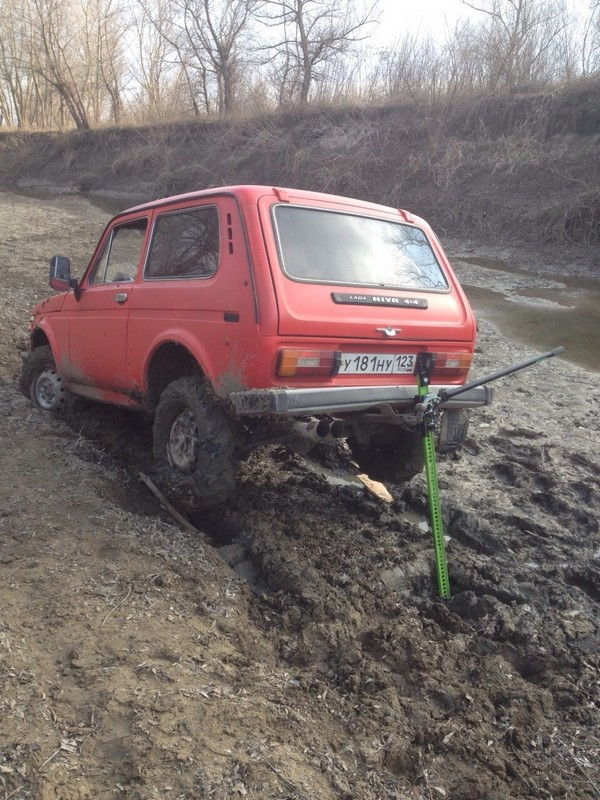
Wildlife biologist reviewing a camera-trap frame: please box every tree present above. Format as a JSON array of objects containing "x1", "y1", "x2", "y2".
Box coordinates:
[
  {"x1": 0, "y1": 0, "x2": 29, "y2": 126},
  {"x1": 139, "y1": 0, "x2": 262, "y2": 115},
  {"x1": 0, "y1": 0, "x2": 126, "y2": 128},
  {"x1": 28, "y1": 0, "x2": 92, "y2": 128},
  {"x1": 463, "y1": 0, "x2": 570, "y2": 91},
  {"x1": 133, "y1": 0, "x2": 178, "y2": 114},
  {"x1": 260, "y1": 0, "x2": 379, "y2": 105},
  {"x1": 81, "y1": 0, "x2": 125, "y2": 123},
  {"x1": 582, "y1": 0, "x2": 600, "y2": 75}
]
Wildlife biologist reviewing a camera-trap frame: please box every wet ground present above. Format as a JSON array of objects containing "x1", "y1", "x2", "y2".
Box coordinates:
[
  {"x1": 1, "y1": 191, "x2": 599, "y2": 800},
  {"x1": 449, "y1": 253, "x2": 600, "y2": 372}
]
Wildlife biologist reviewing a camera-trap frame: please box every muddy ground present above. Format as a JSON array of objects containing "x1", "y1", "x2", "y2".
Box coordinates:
[{"x1": 0, "y1": 192, "x2": 599, "y2": 800}]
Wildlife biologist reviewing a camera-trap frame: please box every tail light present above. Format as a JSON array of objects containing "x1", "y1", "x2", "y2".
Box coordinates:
[
  {"x1": 277, "y1": 349, "x2": 337, "y2": 377},
  {"x1": 431, "y1": 351, "x2": 472, "y2": 381}
]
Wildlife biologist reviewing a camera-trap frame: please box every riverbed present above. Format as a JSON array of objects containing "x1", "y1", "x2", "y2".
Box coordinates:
[{"x1": 1, "y1": 189, "x2": 599, "y2": 800}]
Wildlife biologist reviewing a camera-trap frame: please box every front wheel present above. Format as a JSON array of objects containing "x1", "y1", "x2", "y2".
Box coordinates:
[
  {"x1": 153, "y1": 376, "x2": 239, "y2": 509},
  {"x1": 20, "y1": 346, "x2": 70, "y2": 413}
]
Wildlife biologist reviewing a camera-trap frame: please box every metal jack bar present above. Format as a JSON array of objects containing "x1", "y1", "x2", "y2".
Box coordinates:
[
  {"x1": 415, "y1": 353, "x2": 450, "y2": 599},
  {"x1": 438, "y1": 347, "x2": 565, "y2": 403},
  {"x1": 415, "y1": 346, "x2": 565, "y2": 599}
]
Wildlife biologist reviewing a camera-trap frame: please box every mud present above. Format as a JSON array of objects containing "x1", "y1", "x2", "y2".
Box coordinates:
[{"x1": 1, "y1": 192, "x2": 599, "y2": 799}]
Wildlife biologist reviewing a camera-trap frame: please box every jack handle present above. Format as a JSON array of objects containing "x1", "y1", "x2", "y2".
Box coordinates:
[{"x1": 438, "y1": 346, "x2": 565, "y2": 403}]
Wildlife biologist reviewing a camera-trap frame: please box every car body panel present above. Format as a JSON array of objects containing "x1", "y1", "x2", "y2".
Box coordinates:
[{"x1": 256, "y1": 192, "x2": 474, "y2": 345}]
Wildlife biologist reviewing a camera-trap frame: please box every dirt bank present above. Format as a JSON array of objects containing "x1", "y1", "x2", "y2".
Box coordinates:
[
  {"x1": 2, "y1": 82, "x2": 600, "y2": 255},
  {"x1": 0, "y1": 192, "x2": 599, "y2": 799}
]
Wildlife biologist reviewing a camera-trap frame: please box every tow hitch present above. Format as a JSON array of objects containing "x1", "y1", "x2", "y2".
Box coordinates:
[{"x1": 415, "y1": 346, "x2": 565, "y2": 599}]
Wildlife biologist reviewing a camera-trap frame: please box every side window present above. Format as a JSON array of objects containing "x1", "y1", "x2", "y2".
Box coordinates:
[
  {"x1": 145, "y1": 206, "x2": 220, "y2": 279},
  {"x1": 89, "y1": 219, "x2": 148, "y2": 284}
]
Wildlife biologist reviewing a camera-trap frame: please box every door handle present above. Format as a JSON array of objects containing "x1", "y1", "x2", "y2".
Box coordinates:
[{"x1": 114, "y1": 292, "x2": 128, "y2": 304}]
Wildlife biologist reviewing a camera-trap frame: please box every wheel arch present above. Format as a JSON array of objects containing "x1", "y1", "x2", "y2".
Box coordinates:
[
  {"x1": 144, "y1": 339, "x2": 206, "y2": 412},
  {"x1": 30, "y1": 327, "x2": 50, "y2": 350},
  {"x1": 30, "y1": 324, "x2": 62, "y2": 369}
]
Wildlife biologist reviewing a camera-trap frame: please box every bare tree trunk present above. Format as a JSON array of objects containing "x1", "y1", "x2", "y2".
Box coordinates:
[{"x1": 260, "y1": 0, "x2": 379, "y2": 107}]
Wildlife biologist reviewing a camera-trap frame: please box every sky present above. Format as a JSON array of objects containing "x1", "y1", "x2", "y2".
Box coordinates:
[
  {"x1": 373, "y1": 0, "x2": 590, "y2": 44},
  {"x1": 375, "y1": 0, "x2": 478, "y2": 43}
]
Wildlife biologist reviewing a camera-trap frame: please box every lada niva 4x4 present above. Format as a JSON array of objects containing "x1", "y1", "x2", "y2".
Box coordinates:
[{"x1": 21, "y1": 185, "x2": 491, "y2": 506}]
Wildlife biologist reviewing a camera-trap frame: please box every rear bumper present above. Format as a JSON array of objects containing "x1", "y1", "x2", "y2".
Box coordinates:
[{"x1": 230, "y1": 384, "x2": 493, "y2": 417}]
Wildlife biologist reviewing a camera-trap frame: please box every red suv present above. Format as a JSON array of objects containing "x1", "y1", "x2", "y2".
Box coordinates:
[{"x1": 21, "y1": 185, "x2": 490, "y2": 506}]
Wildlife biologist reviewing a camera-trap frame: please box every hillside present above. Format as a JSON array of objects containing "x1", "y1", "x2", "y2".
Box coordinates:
[{"x1": 1, "y1": 83, "x2": 600, "y2": 253}]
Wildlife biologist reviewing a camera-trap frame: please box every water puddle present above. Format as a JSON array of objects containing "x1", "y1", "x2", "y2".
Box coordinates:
[
  {"x1": 88, "y1": 190, "x2": 144, "y2": 216},
  {"x1": 12, "y1": 184, "x2": 142, "y2": 217},
  {"x1": 305, "y1": 460, "x2": 365, "y2": 489},
  {"x1": 463, "y1": 284, "x2": 600, "y2": 371},
  {"x1": 455, "y1": 258, "x2": 600, "y2": 372}
]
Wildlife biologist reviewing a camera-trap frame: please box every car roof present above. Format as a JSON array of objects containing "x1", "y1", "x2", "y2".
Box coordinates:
[{"x1": 117, "y1": 185, "x2": 423, "y2": 226}]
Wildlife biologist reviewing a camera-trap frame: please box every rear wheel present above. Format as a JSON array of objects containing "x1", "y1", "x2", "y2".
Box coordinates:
[
  {"x1": 349, "y1": 427, "x2": 425, "y2": 484},
  {"x1": 153, "y1": 376, "x2": 239, "y2": 508},
  {"x1": 20, "y1": 346, "x2": 70, "y2": 413}
]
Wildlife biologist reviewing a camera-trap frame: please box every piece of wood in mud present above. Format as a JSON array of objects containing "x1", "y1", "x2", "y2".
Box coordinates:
[
  {"x1": 139, "y1": 472, "x2": 208, "y2": 540},
  {"x1": 356, "y1": 473, "x2": 393, "y2": 503}
]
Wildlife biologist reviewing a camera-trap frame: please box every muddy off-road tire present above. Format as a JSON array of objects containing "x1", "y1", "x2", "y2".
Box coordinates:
[
  {"x1": 20, "y1": 346, "x2": 71, "y2": 413},
  {"x1": 153, "y1": 376, "x2": 238, "y2": 508},
  {"x1": 349, "y1": 428, "x2": 425, "y2": 484}
]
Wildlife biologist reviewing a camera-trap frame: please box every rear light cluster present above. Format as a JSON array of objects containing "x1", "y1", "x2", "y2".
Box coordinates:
[
  {"x1": 432, "y1": 352, "x2": 472, "y2": 376},
  {"x1": 276, "y1": 348, "x2": 472, "y2": 379},
  {"x1": 277, "y1": 349, "x2": 338, "y2": 377}
]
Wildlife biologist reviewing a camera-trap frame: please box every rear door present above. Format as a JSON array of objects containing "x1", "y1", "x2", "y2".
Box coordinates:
[{"x1": 259, "y1": 199, "x2": 472, "y2": 343}]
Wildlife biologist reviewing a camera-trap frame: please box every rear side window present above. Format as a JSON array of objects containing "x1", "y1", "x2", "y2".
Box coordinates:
[{"x1": 145, "y1": 206, "x2": 220, "y2": 279}]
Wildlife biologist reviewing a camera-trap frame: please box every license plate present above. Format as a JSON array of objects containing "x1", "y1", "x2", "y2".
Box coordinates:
[{"x1": 338, "y1": 353, "x2": 416, "y2": 375}]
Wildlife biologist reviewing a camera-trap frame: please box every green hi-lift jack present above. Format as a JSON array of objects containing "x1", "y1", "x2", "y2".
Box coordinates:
[{"x1": 415, "y1": 346, "x2": 565, "y2": 600}]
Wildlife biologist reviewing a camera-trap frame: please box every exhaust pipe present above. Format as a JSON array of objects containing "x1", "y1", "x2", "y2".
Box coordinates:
[
  {"x1": 316, "y1": 419, "x2": 330, "y2": 438},
  {"x1": 290, "y1": 417, "x2": 347, "y2": 444},
  {"x1": 330, "y1": 419, "x2": 346, "y2": 438}
]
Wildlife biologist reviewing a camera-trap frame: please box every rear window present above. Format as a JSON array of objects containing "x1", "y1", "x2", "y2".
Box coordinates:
[
  {"x1": 145, "y1": 206, "x2": 219, "y2": 279},
  {"x1": 273, "y1": 206, "x2": 448, "y2": 291}
]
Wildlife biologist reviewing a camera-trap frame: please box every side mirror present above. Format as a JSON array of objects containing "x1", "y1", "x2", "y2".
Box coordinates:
[{"x1": 49, "y1": 255, "x2": 80, "y2": 299}]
